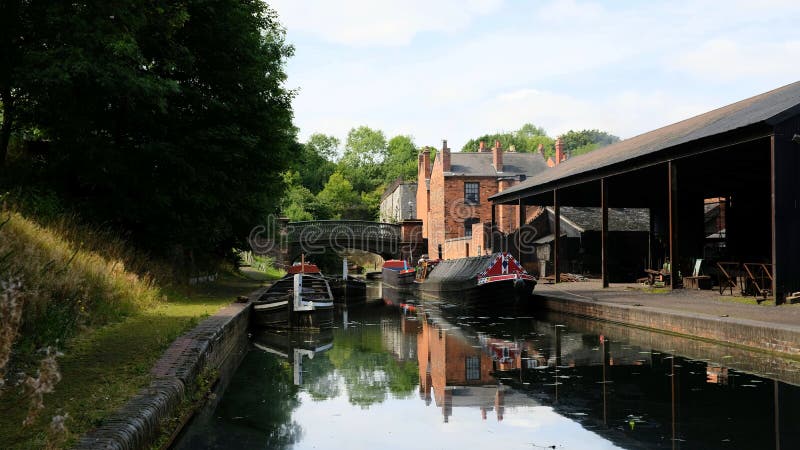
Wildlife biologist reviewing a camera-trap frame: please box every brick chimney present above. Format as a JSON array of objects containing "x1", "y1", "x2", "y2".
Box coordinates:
[
  {"x1": 493, "y1": 139, "x2": 503, "y2": 172},
  {"x1": 555, "y1": 137, "x2": 564, "y2": 165},
  {"x1": 420, "y1": 146, "x2": 431, "y2": 178},
  {"x1": 441, "y1": 139, "x2": 451, "y2": 172},
  {"x1": 478, "y1": 140, "x2": 486, "y2": 152}
]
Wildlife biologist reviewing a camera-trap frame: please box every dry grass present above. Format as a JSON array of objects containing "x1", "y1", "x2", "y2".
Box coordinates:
[
  {"x1": 0, "y1": 210, "x2": 165, "y2": 356},
  {"x1": 0, "y1": 209, "x2": 274, "y2": 449}
]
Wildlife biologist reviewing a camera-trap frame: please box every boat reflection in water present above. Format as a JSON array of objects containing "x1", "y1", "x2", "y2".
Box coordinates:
[{"x1": 251, "y1": 329, "x2": 333, "y2": 386}]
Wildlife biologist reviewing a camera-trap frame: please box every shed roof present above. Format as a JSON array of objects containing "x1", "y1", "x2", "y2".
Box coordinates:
[
  {"x1": 491, "y1": 80, "x2": 800, "y2": 203},
  {"x1": 547, "y1": 207, "x2": 650, "y2": 233},
  {"x1": 446, "y1": 151, "x2": 549, "y2": 178}
]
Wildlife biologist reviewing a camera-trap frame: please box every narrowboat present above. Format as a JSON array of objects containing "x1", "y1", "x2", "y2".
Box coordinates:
[
  {"x1": 252, "y1": 269, "x2": 334, "y2": 329},
  {"x1": 381, "y1": 259, "x2": 416, "y2": 288},
  {"x1": 417, "y1": 252, "x2": 536, "y2": 303}
]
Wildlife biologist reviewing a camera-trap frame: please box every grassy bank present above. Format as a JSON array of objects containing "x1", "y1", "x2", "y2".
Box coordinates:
[{"x1": 0, "y1": 210, "x2": 280, "y2": 448}]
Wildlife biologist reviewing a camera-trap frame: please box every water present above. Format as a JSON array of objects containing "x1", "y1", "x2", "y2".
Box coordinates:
[{"x1": 174, "y1": 285, "x2": 800, "y2": 449}]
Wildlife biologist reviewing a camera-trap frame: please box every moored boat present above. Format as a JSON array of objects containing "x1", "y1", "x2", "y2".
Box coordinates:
[
  {"x1": 381, "y1": 259, "x2": 416, "y2": 288},
  {"x1": 417, "y1": 252, "x2": 536, "y2": 303},
  {"x1": 252, "y1": 272, "x2": 334, "y2": 328},
  {"x1": 328, "y1": 275, "x2": 367, "y2": 304}
]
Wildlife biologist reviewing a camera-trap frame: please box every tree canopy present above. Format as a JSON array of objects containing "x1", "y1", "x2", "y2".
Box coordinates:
[
  {"x1": 461, "y1": 123, "x2": 555, "y2": 156},
  {"x1": 461, "y1": 123, "x2": 619, "y2": 159},
  {"x1": 0, "y1": 0, "x2": 296, "y2": 264},
  {"x1": 559, "y1": 129, "x2": 620, "y2": 156}
]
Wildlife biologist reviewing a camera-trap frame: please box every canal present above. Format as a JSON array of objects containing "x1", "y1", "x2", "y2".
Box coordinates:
[{"x1": 174, "y1": 283, "x2": 800, "y2": 449}]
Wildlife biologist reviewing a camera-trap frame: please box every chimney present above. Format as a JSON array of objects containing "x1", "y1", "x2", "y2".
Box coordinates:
[
  {"x1": 441, "y1": 139, "x2": 451, "y2": 172},
  {"x1": 493, "y1": 139, "x2": 503, "y2": 172},
  {"x1": 478, "y1": 140, "x2": 486, "y2": 152},
  {"x1": 420, "y1": 147, "x2": 431, "y2": 178},
  {"x1": 537, "y1": 143, "x2": 544, "y2": 156},
  {"x1": 555, "y1": 137, "x2": 564, "y2": 165}
]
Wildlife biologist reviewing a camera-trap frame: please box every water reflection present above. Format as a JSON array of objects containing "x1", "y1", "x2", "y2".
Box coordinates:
[{"x1": 174, "y1": 286, "x2": 800, "y2": 450}]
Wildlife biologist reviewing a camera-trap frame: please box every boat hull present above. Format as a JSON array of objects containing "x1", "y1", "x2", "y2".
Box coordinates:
[
  {"x1": 329, "y1": 277, "x2": 367, "y2": 304},
  {"x1": 252, "y1": 273, "x2": 335, "y2": 329},
  {"x1": 381, "y1": 268, "x2": 416, "y2": 288},
  {"x1": 252, "y1": 301, "x2": 334, "y2": 328}
]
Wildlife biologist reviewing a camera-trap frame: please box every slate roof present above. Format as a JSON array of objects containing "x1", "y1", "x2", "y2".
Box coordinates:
[
  {"x1": 446, "y1": 151, "x2": 549, "y2": 178},
  {"x1": 547, "y1": 207, "x2": 650, "y2": 233},
  {"x1": 491, "y1": 80, "x2": 800, "y2": 202}
]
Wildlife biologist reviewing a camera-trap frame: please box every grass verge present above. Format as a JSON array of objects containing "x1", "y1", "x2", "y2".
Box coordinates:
[
  {"x1": 0, "y1": 209, "x2": 282, "y2": 449},
  {"x1": 0, "y1": 271, "x2": 269, "y2": 449}
]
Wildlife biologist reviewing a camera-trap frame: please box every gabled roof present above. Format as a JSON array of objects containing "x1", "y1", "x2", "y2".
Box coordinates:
[
  {"x1": 547, "y1": 207, "x2": 650, "y2": 233},
  {"x1": 491, "y1": 80, "x2": 800, "y2": 202},
  {"x1": 446, "y1": 152, "x2": 549, "y2": 178}
]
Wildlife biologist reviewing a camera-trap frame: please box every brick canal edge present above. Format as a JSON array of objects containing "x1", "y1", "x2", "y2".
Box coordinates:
[
  {"x1": 74, "y1": 287, "x2": 266, "y2": 450},
  {"x1": 537, "y1": 294, "x2": 800, "y2": 358}
]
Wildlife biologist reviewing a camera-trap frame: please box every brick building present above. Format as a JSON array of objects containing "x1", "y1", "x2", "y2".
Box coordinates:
[{"x1": 417, "y1": 139, "x2": 548, "y2": 259}]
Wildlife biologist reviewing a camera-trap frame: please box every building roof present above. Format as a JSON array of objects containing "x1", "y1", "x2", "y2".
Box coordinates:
[
  {"x1": 547, "y1": 207, "x2": 650, "y2": 233},
  {"x1": 491, "y1": 80, "x2": 800, "y2": 203},
  {"x1": 381, "y1": 177, "x2": 417, "y2": 201},
  {"x1": 446, "y1": 151, "x2": 549, "y2": 178}
]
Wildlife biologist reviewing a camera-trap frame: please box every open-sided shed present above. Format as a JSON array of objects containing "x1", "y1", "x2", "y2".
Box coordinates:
[{"x1": 490, "y1": 81, "x2": 800, "y2": 302}]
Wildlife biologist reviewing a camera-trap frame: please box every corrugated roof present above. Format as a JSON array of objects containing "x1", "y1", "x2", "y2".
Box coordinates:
[
  {"x1": 446, "y1": 152, "x2": 549, "y2": 178},
  {"x1": 491, "y1": 80, "x2": 800, "y2": 202}
]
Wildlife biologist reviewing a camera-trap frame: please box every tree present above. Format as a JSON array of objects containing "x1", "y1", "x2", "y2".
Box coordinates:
[
  {"x1": 289, "y1": 138, "x2": 336, "y2": 194},
  {"x1": 461, "y1": 123, "x2": 554, "y2": 156},
  {"x1": 317, "y1": 172, "x2": 361, "y2": 220},
  {"x1": 559, "y1": 129, "x2": 620, "y2": 157},
  {"x1": 339, "y1": 126, "x2": 387, "y2": 193},
  {"x1": 281, "y1": 172, "x2": 318, "y2": 221},
  {"x1": 383, "y1": 135, "x2": 418, "y2": 182},
  {"x1": 0, "y1": 0, "x2": 297, "y2": 262},
  {"x1": 306, "y1": 133, "x2": 340, "y2": 161}
]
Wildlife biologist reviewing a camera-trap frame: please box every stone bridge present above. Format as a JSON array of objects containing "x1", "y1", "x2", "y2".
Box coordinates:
[{"x1": 248, "y1": 219, "x2": 426, "y2": 268}]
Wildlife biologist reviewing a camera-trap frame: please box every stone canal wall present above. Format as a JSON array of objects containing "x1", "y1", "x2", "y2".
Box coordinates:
[
  {"x1": 538, "y1": 295, "x2": 800, "y2": 357},
  {"x1": 74, "y1": 288, "x2": 264, "y2": 450}
]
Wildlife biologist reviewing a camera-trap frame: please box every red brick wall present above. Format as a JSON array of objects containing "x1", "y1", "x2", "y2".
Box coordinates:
[{"x1": 417, "y1": 152, "x2": 431, "y2": 238}]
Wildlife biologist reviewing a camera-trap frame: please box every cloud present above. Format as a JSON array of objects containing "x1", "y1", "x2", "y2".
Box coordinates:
[
  {"x1": 671, "y1": 39, "x2": 800, "y2": 83},
  {"x1": 268, "y1": 0, "x2": 503, "y2": 46}
]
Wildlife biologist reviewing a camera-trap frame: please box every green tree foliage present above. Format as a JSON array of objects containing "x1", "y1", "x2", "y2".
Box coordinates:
[
  {"x1": 559, "y1": 129, "x2": 621, "y2": 157},
  {"x1": 0, "y1": 0, "x2": 296, "y2": 262},
  {"x1": 384, "y1": 135, "x2": 418, "y2": 182},
  {"x1": 461, "y1": 123, "x2": 555, "y2": 156},
  {"x1": 306, "y1": 133, "x2": 340, "y2": 161},
  {"x1": 289, "y1": 137, "x2": 337, "y2": 194},
  {"x1": 281, "y1": 172, "x2": 316, "y2": 221},
  {"x1": 339, "y1": 126, "x2": 387, "y2": 194},
  {"x1": 317, "y1": 172, "x2": 363, "y2": 220}
]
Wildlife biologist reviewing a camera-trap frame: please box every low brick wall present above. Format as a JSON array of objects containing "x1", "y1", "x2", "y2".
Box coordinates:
[
  {"x1": 538, "y1": 295, "x2": 800, "y2": 357},
  {"x1": 74, "y1": 288, "x2": 264, "y2": 450}
]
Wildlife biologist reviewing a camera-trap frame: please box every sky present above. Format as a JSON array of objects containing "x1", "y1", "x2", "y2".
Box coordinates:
[{"x1": 268, "y1": 0, "x2": 800, "y2": 152}]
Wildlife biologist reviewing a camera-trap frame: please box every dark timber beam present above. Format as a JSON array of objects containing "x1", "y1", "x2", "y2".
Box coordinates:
[
  {"x1": 668, "y1": 161, "x2": 679, "y2": 289},
  {"x1": 770, "y1": 126, "x2": 800, "y2": 304},
  {"x1": 491, "y1": 203, "x2": 497, "y2": 253},
  {"x1": 518, "y1": 198, "x2": 525, "y2": 262},
  {"x1": 601, "y1": 178, "x2": 609, "y2": 288},
  {"x1": 554, "y1": 189, "x2": 561, "y2": 284}
]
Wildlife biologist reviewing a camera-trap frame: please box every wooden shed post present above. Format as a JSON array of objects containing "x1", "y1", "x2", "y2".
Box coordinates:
[
  {"x1": 668, "y1": 161, "x2": 679, "y2": 289},
  {"x1": 518, "y1": 198, "x2": 525, "y2": 263},
  {"x1": 554, "y1": 189, "x2": 561, "y2": 284},
  {"x1": 601, "y1": 178, "x2": 609, "y2": 288}
]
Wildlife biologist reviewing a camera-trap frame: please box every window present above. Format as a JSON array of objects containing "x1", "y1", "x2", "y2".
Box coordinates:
[
  {"x1": 466, "y1": 356, "x2": 480, "y2": 380},
  {"x1": 464, "y1": 182, "x2": 479, "y2": 205},
  {"x1": 464, "y1": 217, "x2": 479, "y2": 237}
]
